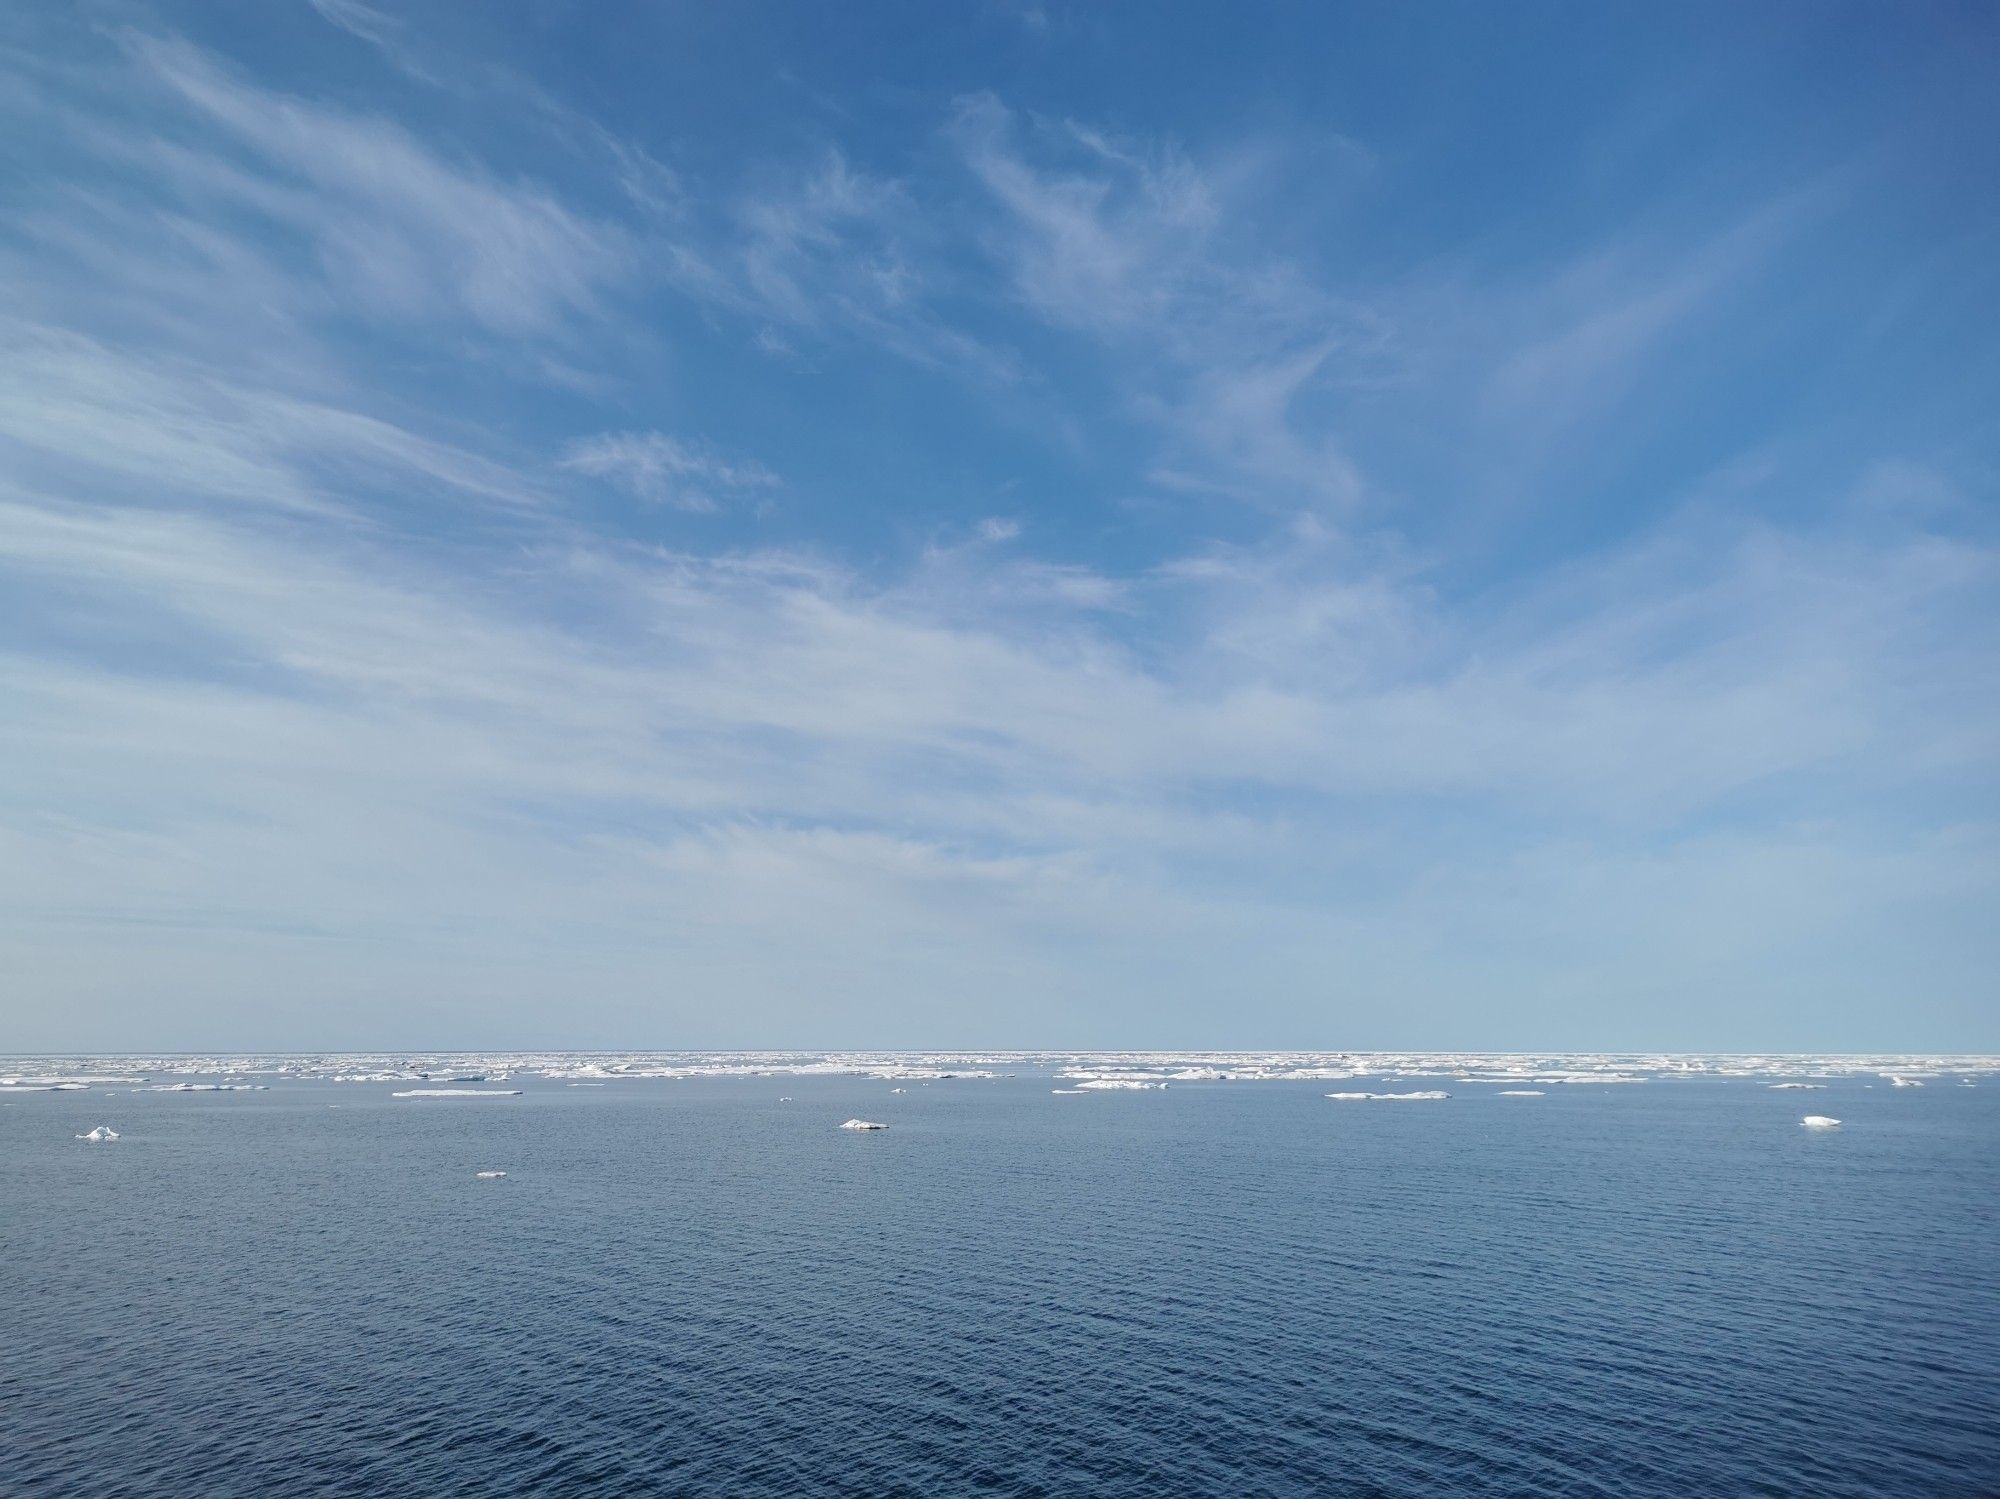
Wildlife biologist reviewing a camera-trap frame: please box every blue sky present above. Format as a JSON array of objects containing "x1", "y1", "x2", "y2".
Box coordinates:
[{"x1": 2, "y1": 1, "x2": 1995, "y2": 1051}]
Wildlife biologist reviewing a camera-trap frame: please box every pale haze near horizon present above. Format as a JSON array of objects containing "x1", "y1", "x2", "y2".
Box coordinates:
[{"x1": 1, "y1": 2, "x2": 1995, "y2": 1053}]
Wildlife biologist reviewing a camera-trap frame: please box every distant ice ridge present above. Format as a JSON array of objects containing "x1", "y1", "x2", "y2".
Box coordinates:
[
  {"x1": 391, "y1": 1089, "x2": 522, "y2": 1098},
  {"x1": 1802, "y1": 1116, "x2": 1841, "y2": 1129},
  {"x1": 144, "y1": 1083, "x2": 267, "y2": 1092},
  {"x1": 839, "y1": 1119, "x2": 888, "y2": 1131},
  {"x1": 76, "y1": 1126, "x2": 119, "y2": 1141},
  {"x1": 6, "y1": 1050, "x2": 1997, "y2": 1091},
  {"x1": 1326, "y1": 1091, "x2": 1451, "y2": 1101}
]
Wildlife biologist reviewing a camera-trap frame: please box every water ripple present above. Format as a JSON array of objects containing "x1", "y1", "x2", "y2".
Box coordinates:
[{"x1": 3, "y1": 1074, "x2": 1995, "y2": 1496}]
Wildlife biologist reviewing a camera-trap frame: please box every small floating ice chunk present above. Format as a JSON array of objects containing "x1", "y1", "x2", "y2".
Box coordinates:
[
  {"x1": 889, "y1": 1088, "x2": 907, "y2": 1094},
  {"x1": 1768, "y1": 1083, "x2": 1824, "y2": 1090},
  {"x1": 1497, "y1": 1090, "x2": 1544, "y2": 1097},
  {"x1": 76, "y1": 1126, "x2": 119, "y2": 1142},
  {"x1": 839, "y1": 1118, "x2": 888, "y2": 1130},
  {"x1": 475, "y1": 1170, "x2": 507, "y2": 1179},
  {"x1": 1887, "y1": 1076, "x2": 1924, "y2": 1088},
  {"x1": 1326, "y1": 1091, "x2": 1451, "y2": 1101},
  {"x1": 391, "y1": 1089, "x2": 522, "y2": 1098},
  {"x1": 1073, "y1": 1079, "x2": 1167, "y2": 1091},
  {"x1": 1801, "y1": 1115, "x2": 1841, "y2": 1129}
]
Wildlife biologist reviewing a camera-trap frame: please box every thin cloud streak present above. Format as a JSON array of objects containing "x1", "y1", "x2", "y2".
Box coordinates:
[{"x1": 121, "y1": 30, "x2": 632, "y2": 338}]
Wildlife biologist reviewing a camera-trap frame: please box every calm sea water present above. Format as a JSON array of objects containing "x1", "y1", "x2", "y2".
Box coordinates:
[{"x1": 3, "y1": 1070, "x2": 1996, "y2": 1496}]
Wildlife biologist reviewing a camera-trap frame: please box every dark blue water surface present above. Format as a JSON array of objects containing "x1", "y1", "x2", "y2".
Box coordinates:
[{"x1": 4, "y1": 1070, "x2": 1996, "y2": 1496}]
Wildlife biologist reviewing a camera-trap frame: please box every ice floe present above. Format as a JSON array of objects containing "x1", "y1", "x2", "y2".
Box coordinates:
[
  {"x1": 1072, "y1": 1078, "x2": 1167, "y2": 1091},
  {"x1": 1497, "y1": 1090, "x2": 1544, "y2": 1097},
  {"x1": 1887, "y1": 1076, "x2": 1925, "y2": 1088},
  {"x1": 5, "y1": 1075, "x2": 144, "y2": 1090},
  {"x1": 839, "y1": 1118, "x2": 888, "y2": 1130},
  {"x1": 391, "y1": 1089, "x2": 522, "y2": 1098},
  {"x1": 1326, "y1": 1091, "x2": 1451, "y2": 1101},
  {"x1": 475, "y1": 1170, "x2": 507, "y2": 1179},
  {"x1": 76, "y1": 1126, "x2": 119, "y2": 1141},
  {"x1": 1768, "y1": 1083, "x2": 1825, "y2": 1090},
  {"x1": 1801, "y1": 1116, "x2": 1841, "y2": 1129}
]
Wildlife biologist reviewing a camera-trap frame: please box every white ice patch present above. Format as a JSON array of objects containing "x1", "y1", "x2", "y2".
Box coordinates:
[
  {"x1": 1802, "y1": 1116, "x2": 1841, "y2": 1128},
  {"x1": 475, "y1": 1170, "x2": 507, "y2": 1179},
  {"x1": 839, "y1": 1118, "x2": 888, "y2": 1130},
  {"x1": 76, "y1": 1126, "x2": 119, "y2": 1141},
  {"x1": 1325, "y1": 1091, "x2": 1451, "y2": 1101},
  {"x1": 1497, "y1": 1090, "x2": 1545, "y2": 1096},
  {"x1": 391, "y1": 1089, "x2": 523, "y2": 1098},
  {"x1": 1767, "y1": 1083, "x2": 1825, "y2": 1090}
]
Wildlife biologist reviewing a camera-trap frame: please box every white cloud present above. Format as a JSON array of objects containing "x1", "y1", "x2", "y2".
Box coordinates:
[
  {"x1": 121, "y1": 31, "x2": 631, "y2": 338},
  {"x1": 664, "y1": 148, "x2": 1019, "y2": 381},
  {"x1": 951, "y1": 94, "x2": 1383, "y2": 512},
  {"x1": 558, "y1": 431, "x2": 779, "y2": 513},
  {"x1": 0, "y1": 322, "x2": 545, "y2": 515}
]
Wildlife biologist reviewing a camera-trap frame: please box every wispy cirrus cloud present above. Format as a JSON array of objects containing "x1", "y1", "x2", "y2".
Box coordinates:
[
  {"x1": 118, "y1": 30, "x2": 632, "y2": 339},
  {"x1": 950, "y1": 94, "x2": 1383, "y2": 512},
  {"x1": 0, "y1": 322, "x2": 545, "y2": 516},
  {"x1": 1476, "y1": 193, "x2": 1820, "y2": 449},
  {"x1": 559, "y1": 431, "x2": 779, "y2": 513}
]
